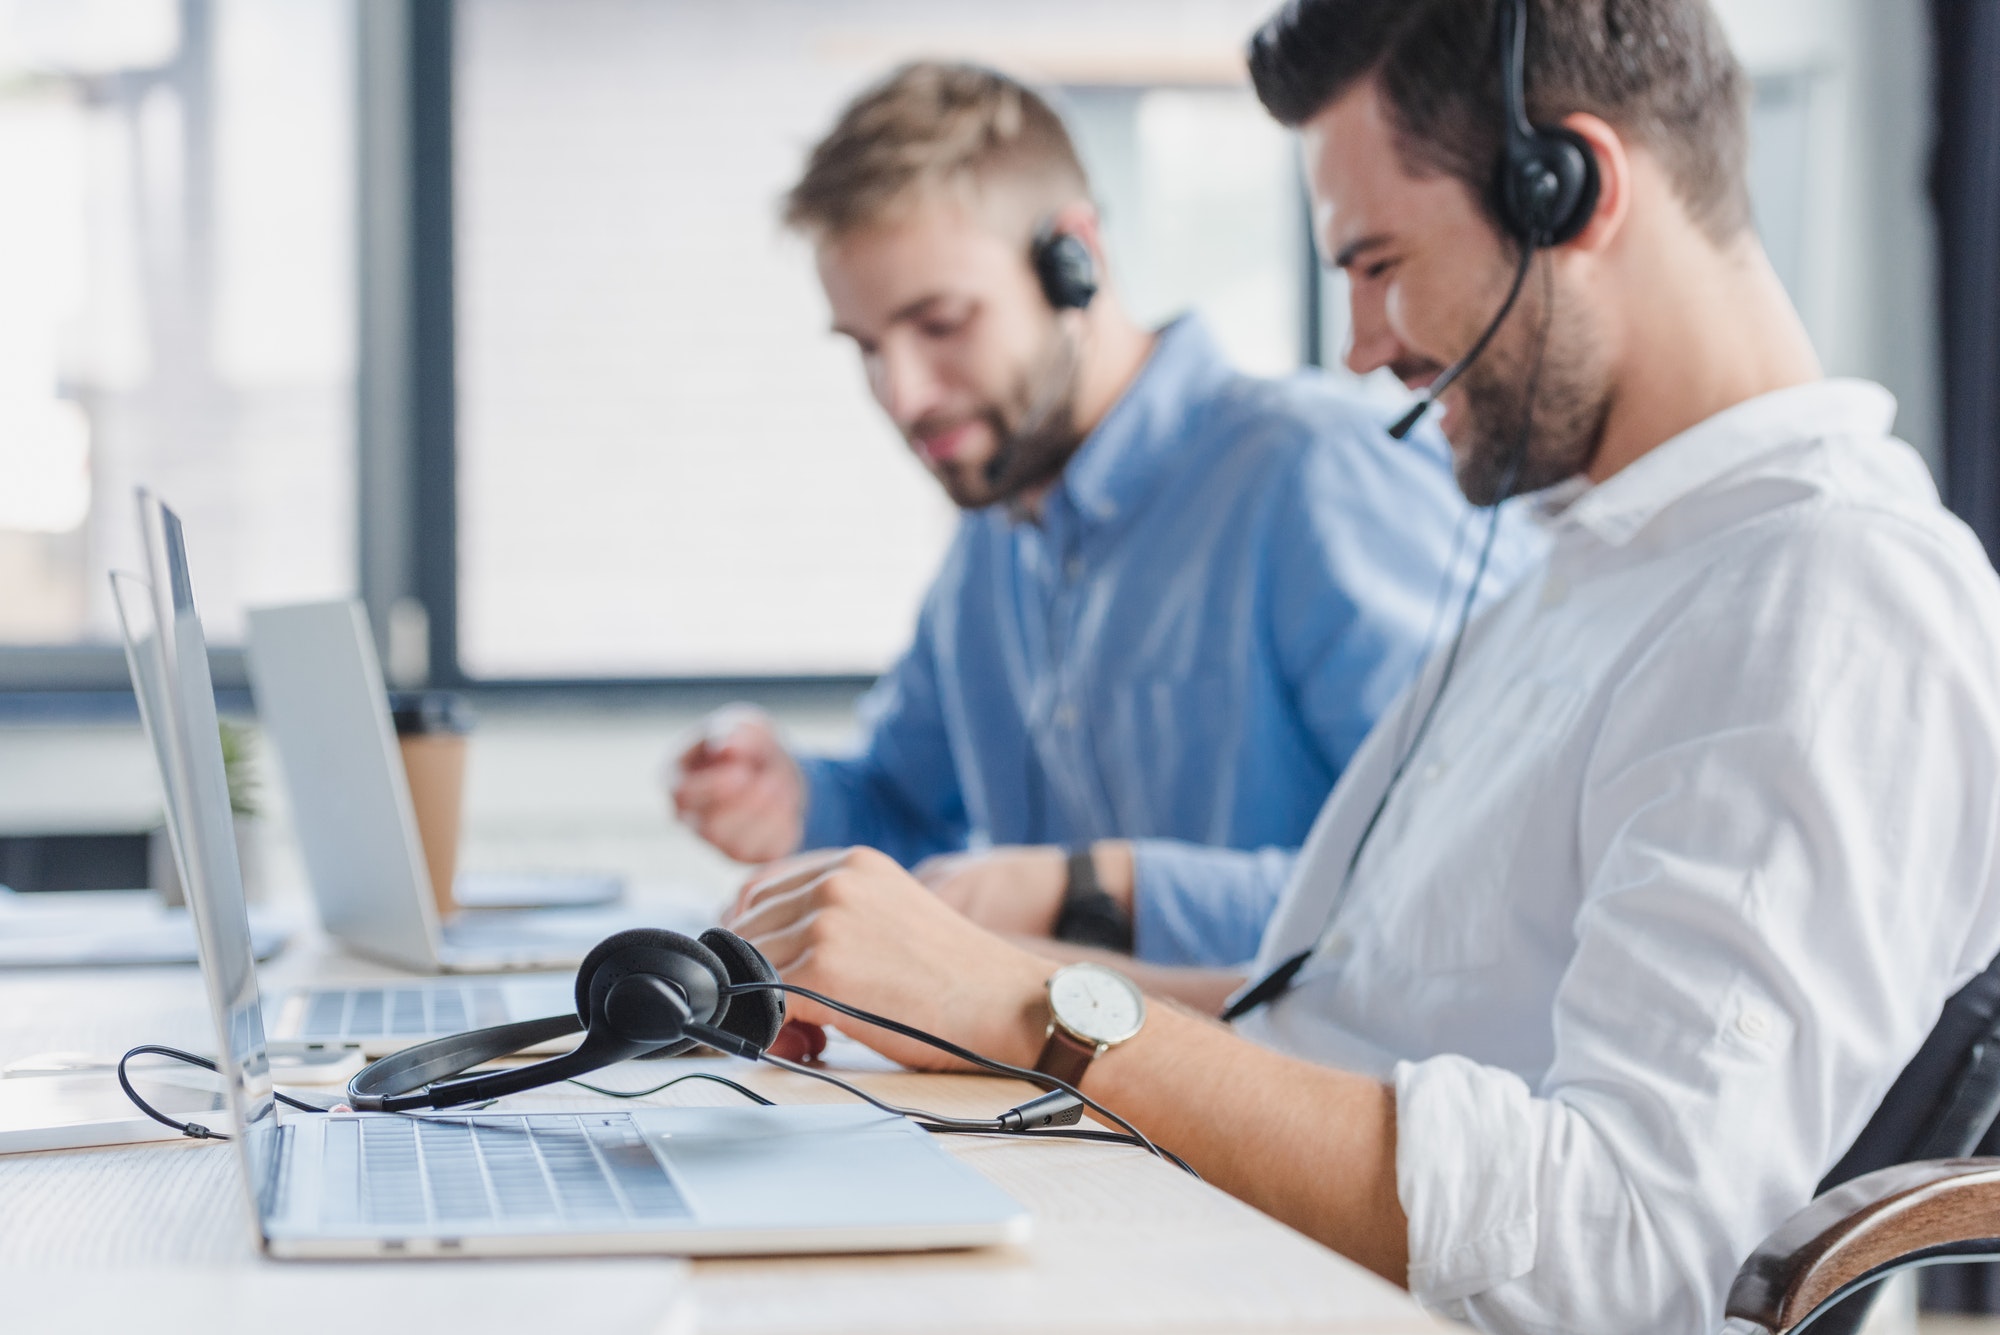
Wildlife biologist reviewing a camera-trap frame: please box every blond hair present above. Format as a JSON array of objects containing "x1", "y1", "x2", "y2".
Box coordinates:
[{"x1": 784, "y1": 62, "x2": 1090, "y2": 239}]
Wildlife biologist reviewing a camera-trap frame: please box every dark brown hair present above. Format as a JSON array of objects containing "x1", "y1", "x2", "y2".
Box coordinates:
[
  {"x1": 785, "y1": 62, "x2": 1090, "y2": 239},
  {"x1": 1248, "y1": 0, "x2": 1752, "y2": 242}
]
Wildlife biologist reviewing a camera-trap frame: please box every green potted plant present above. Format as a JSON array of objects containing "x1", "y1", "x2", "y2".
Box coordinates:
[{"x1": 151, "y1": 719, "x2": 266, "y2": 905}]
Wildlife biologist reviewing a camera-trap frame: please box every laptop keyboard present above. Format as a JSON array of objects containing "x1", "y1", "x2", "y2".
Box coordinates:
[
  {"x1": 300, "y1": 984, "x2": 510, "y2": 1038},
  {"x1": 317, "y1": 1113, "x2": 690, "y2": 1228}
]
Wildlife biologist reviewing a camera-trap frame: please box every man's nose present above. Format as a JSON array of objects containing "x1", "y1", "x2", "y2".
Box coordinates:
[
  {"x1": 875, "y1": 338, "x2": 946, "y2": 429},
  {"x1": 1344, "y1": 290, "x2": 1404, "y2": 379}
]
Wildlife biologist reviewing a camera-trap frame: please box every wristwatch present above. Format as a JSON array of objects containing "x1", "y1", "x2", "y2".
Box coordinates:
[
  {"x1": 1034, "y1": 962, "x2": 1146, "y2": 1087},
  {"x1": 1053, "y1": 845, "x2": 1135, "y2": 952}
]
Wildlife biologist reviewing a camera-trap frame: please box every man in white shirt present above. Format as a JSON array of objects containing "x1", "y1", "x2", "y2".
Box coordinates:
[{"x1": 724, "y1": 1, "x2": 2000, "y2": 1331}]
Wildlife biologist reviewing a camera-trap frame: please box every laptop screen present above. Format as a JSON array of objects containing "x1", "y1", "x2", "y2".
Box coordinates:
[{"x1": 115, "y1": 489, "x2": 280, "y2": 1226}]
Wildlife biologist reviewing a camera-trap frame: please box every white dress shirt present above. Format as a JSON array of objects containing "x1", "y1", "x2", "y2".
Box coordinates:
[{"x1": 1234, "y1": 381, "x2": 2000, "y2": 1334}]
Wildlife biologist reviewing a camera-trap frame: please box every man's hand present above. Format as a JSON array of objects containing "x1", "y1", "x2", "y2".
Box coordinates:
[
  {"x1": 725, "y1": 847, "x2": 1054, "y2": 1071},
  {"x1": 912, "y1": 846, "x2": 1068, "y2": 936},
  {"x1": 667, "y1": 705, "x2": 805, "y2": 864}
]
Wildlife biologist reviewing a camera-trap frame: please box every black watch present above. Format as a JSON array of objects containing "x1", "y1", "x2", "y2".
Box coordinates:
[{"x1": 1053, "y1": 845, "x2": 1135, "y2": 953}]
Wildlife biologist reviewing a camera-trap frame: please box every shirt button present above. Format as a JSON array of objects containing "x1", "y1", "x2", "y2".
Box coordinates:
[
  {"x1": 1064, "y1": 557, "x2": 1084, "y2": 581},
  {"x1": 1322, "y1": 931, "x2": 1352, "y2": 959},
  {"x1": 1422, "y1": 762, "x2": 1445, "y2": 782},
  {"x1": 1056, "y1": 706, "x2": 1078, "y2": 728},
  {"x1": 1540, "y1": 574, "x2": 1569, "y2": 608},
  {"x1": 1736, "y1": 1009, "x2": 1771, "y2": 1040}
]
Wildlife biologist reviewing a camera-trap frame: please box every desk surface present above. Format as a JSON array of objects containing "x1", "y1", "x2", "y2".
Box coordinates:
[{"x1": 0, "y1": 902, "x2": 1449, "y2": 1334}]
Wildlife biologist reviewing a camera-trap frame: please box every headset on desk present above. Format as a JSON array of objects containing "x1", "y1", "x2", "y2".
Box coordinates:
[{"x1": 120, "y1": 925, "x2": 1197, "y2": 1176}]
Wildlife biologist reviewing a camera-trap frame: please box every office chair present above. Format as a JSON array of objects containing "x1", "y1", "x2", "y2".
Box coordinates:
[{"x1": 1728, "y1": 952, "x2": 2000, "y2": 1334}]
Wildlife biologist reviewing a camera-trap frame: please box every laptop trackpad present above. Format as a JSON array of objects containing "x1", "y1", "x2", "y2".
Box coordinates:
[{"x1": 639, "y1": 1106, "x2": 1027, "y2": 1231}]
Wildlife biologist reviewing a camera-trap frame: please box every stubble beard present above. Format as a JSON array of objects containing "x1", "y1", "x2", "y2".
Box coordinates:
[
  {"x1": 1448, "y1": 262, "x2": 1612, "y2": 508},
  {"x1": 927, "y1": 319, "x2": 1086, "y2": 511}
]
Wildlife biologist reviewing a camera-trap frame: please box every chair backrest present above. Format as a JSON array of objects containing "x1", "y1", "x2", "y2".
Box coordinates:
[
  {"x1": 1755, "y1": 953, "x2": 2000, "y2": 1335},
  {"x1": 1823, "y1": 955, "x2": 2000, "y2": 1190}
]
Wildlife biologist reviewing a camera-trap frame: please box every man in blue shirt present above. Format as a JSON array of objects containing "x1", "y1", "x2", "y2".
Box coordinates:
[{"x1": 671, "y1": 61, "x2": 1537, "y2": 967}]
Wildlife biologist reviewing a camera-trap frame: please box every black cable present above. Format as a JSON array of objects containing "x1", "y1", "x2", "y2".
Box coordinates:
[
  {"x1": 1224, "y1": 247, "x2": 1554, "y2": 1025},
  {"x1": 758, "y1": 1053, "x2": 1018, "y2": 1132},
  {"x1": 570, "y1": 1052, "x2": 1185, "y2": 1173},
  {"x1": 126, "y1": 1030, "x2": 1191, "y2": 1175},
  {"x1": 117, "y1": 1045, "x2": 325, "y2": 1141},
  {"x1": 725, "y1": 979, "x2": 1190, "y2": 1175},
  {"x1": 567, "y1": 1071, "x2": 775, "y2": 1105}
]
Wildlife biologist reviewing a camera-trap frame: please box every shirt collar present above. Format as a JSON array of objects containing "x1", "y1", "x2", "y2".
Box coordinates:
[
  {"x1": 1535, "y1": 379, "x2": 1899, "y2": 546},
  {"x1": 1051, "y1": 314, "x2": 1235, "y2": 528}
]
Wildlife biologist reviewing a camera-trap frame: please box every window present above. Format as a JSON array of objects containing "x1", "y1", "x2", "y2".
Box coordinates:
[
  {"x1": 3, "y1": 0, "x2": 1931, "y2": 694},
  {"x1": 451, "y1": 0, "x2": 1298, "y2": 681},
  {"x1": 0, "y1": 0, "x2": 356, "y2": 663}
]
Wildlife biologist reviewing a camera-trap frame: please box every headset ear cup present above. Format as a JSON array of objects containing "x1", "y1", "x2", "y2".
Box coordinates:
[
  {"x1": 1500, "y1": 128, "x2": 1599, "y2": 247},
  {"x1": 1533, "y1": 126, "x2": 1599, "y2": 246},
  {"x1": 699, "y1": 927, "x2": 787, "y2": 1054},
  {"x1": 576, "y1": 927, "x2": 732, "y2": 1059},
  {"x1": 1032, "y1": 230, "x2": 1098, "y2": 311}
]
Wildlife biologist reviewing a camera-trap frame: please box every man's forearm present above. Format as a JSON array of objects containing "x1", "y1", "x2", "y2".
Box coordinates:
[{"x1": 1083, "y1": 1004, "x2": 1409, "y2": 1284}]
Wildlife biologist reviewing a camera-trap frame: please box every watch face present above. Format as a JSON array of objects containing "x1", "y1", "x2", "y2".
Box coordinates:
[{"x1": 1049, "y1": 964, "x2": 1145, "y2": 1046}]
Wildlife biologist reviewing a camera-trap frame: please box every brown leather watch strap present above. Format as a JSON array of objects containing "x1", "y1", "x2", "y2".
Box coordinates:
[{"x1": 1034, "y1": 1025, "x2": 1101, "y2": 1088}]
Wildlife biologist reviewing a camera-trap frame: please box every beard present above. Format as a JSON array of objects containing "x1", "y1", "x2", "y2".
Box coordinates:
[
  {"x1": 1444, "y1": 259, "x2": 1612, "y2": 507},
  {"x1": 916, "y1": 320, "x2": 1085, "y2": 511}
]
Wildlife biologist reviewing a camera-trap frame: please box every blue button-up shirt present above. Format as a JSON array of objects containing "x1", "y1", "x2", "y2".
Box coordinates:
[{"x1": 798, "y1": 316, "x2": 1543, "y2": 965}]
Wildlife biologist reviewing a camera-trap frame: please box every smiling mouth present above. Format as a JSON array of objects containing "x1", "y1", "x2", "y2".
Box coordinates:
[{"x1": 914, "y1": 421, "x2": 980, "y2": 463}]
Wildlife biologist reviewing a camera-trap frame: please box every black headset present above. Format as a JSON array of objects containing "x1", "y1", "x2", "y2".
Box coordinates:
[
  {"x1": 1387, "y1": 0, "x2": 1600, "y2": 441},
  {"x1": 979, "y1": 220, "x2": 1098, "y2": 492},
  {"x1": 1031, "y1": 222, "x2": 1098, "y2": 312},
  {"x1": 348, "y1": 927, "x2": 785, "y2": 1112},
  {"x1": 1492, "y1": 0, "x2": 1599, "y2": 247},
  {"x1": 1227, "y1": 0, "x2": 1589, "y2": 1023}
]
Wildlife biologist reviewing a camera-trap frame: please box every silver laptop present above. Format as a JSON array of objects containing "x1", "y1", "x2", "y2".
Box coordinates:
[
  {"x1": 116, "y1": 489, "x2": 1031, "y2": 1259},
  {"x1": 243, "y1": 598, "x2": 694, "y2": 978}
]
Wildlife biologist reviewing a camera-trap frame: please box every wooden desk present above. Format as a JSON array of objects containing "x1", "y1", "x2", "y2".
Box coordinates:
[{"x1": 0, "y1": 923, "x2": 1452, "y2": 1333}]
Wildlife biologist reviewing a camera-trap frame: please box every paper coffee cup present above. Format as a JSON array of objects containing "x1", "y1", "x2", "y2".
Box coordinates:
[{"x1": 391, "y1": 692, "x2": 475, "y2": 920}]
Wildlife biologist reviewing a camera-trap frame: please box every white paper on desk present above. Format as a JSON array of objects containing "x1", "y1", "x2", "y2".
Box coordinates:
[
  {"x1": 0, "y1": 889, "x2": 289, "y2": 967},
  {"x1": 0, "y1": 1070, "x2": 230, "y2": 1154},
  {"x1": 0, "y1": 1262, "x2": 694, "y2": 1335}
]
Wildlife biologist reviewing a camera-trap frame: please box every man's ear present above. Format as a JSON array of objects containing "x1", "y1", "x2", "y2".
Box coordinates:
[
  {"x1": 1044, "y1": 199, "x2": 1107, "y2": 269},
  {"x1": 1556, "y1": 113, "x2": 1630, "y2": 254}
]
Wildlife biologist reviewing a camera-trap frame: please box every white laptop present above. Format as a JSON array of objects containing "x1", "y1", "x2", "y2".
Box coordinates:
[
  {"x1": 243, "y1": 598, "x2": 696, "y2": 982},
  {"x1": 116, "y1": 489, "x2": 1032, "y2": 1259}
]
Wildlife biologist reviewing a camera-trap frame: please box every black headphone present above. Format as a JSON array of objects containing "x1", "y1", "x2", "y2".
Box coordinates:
[
  {"x1": 1492, "y1": 0, "x2": 1600, "y2": 247},
  {"x1": 347, "y1": 927, "x2": 786, "y2": 1112},
  {"x1": 1030, "y1": 221, "x2": 1098, "y2": 311},
  {"x1": 1386, "y1": 0, "x2": 1600, "y2": 441}
]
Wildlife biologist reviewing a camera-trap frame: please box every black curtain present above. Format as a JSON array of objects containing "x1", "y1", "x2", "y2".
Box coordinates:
[
  {"x1": 1934, "y1": 0, "x2": 2000, "y2": 562},
  {"x1": 1924, "y1": 0, "x2": 2000, "y2": 1310}
]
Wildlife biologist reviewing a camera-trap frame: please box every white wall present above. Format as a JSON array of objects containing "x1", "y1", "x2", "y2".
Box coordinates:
[{"x1": 1714, "y1": 0, "x2": 1941, "y2": 475}]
